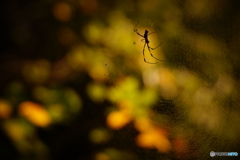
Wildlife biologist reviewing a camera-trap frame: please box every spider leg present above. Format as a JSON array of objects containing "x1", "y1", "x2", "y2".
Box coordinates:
[
  {"x1": 147, "y1": 31, "x2": 162, "y2": 49},
  {"x1": 147, "y1": 32, "x2": 156, "y2": 36},
  {"x1": 143, "y1": 43, "x2": 157, "y2": 64},
  {"x1": 149, "y1": 42, "x2": 163, "y2": 50},
  {"x1": 147, "y1": 42, "x2": 165, "y2": 62},
  {"x1": 134, "y1": 21, "x2": 144, "y2": 37},
  {"x1": 134, "y1": 29, "x2": 144, "y2": 37}
]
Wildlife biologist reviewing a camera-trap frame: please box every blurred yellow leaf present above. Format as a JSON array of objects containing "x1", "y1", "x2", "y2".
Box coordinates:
[
  {"x1": 118, "y1": 100, "x2": 133, "y2": 113},
  {"x1": 87, "y1": 83, "x2": 106, "y2": 102},
  {"x1": 19, "y1": 101, "x2": 51, "y2": 127},
  {"x1": 138, "y1": 88, "x2": 157, "y2": 108},
  {"x1": 107, "y1": 76, "x2": 139, "y2": 102},
  {"x1": 89, "y1": 64, "x2": 109, "y2": 82},
  {"x1": 3, "y1": 121, "x2": 26, "y2": 141},
  {"x1": 135, "y1": 118, "x2": 171, "y2": 153},
  {"x1": 134, "y1": 117, "x2": 152, "y2": 132},
  {"x1": 158, "y1": 68, "x2": 177, "y2": 98},
  {"x1": 136, "y1": 127, "x2": 171, "y2": 153},
  {"x1": 106, "y1": 110, "x2": 131, "y2": 130}
]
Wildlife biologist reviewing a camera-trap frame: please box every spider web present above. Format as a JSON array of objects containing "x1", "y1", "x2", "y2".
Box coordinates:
[
  {"x1": 1, "y1": 0, "x2": 239, "y2": 160},
  {"x1": 45, "y1": 0, "x2": 240, "y2": 159},
  {"x1": 99, "y1": 0, "x2": 240, "y2": 159}
]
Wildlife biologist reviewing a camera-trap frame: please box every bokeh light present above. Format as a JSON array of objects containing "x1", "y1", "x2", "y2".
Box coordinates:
[{"x1": 0, "y1": 0, "x2": 240, "y2": 159}]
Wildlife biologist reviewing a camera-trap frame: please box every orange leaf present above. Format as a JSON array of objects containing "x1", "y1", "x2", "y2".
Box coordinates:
[
  {"x1": 106, "y1": 111, "x2": 131, "y2": 130},
  {"x1": 136, "y1": 127, "x2": 171, "y2": 153},
  {"x1": 19, "y1": 101, "x2": 51, "y2": 127}
]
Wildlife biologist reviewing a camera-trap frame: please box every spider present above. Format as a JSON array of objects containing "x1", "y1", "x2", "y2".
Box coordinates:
[{"x1": 134, "y1": 21, "x2": 164, "y2": 64}]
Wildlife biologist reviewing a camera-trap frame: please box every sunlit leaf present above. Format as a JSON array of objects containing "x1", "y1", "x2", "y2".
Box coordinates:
[
  {"x1": 138, "y1": 88, "x2": 157, "y2": 108},
  {"x1": 107, "y1": 76, "x2": 139, "y2": 102},
  {"x1": 19, "y1": 101, "x2": 51, "y2": 127},
  {"x1": 106, "y1": 110, "x2": 131, "y2": 130},
  {"x1": 136, "y1": 127, "x2": 171, "y2": 153},
  {"x1": 89, "y1": 64, "x2": 109, "y2": 82},
  {"x1": 134, "y1": 117, "x2": 152, "y2": 132}
]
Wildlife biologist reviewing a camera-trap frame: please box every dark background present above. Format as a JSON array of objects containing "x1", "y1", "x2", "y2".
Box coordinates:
[{"x1": 0, "y1": 0, "x2": 240, "y2": 159}]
